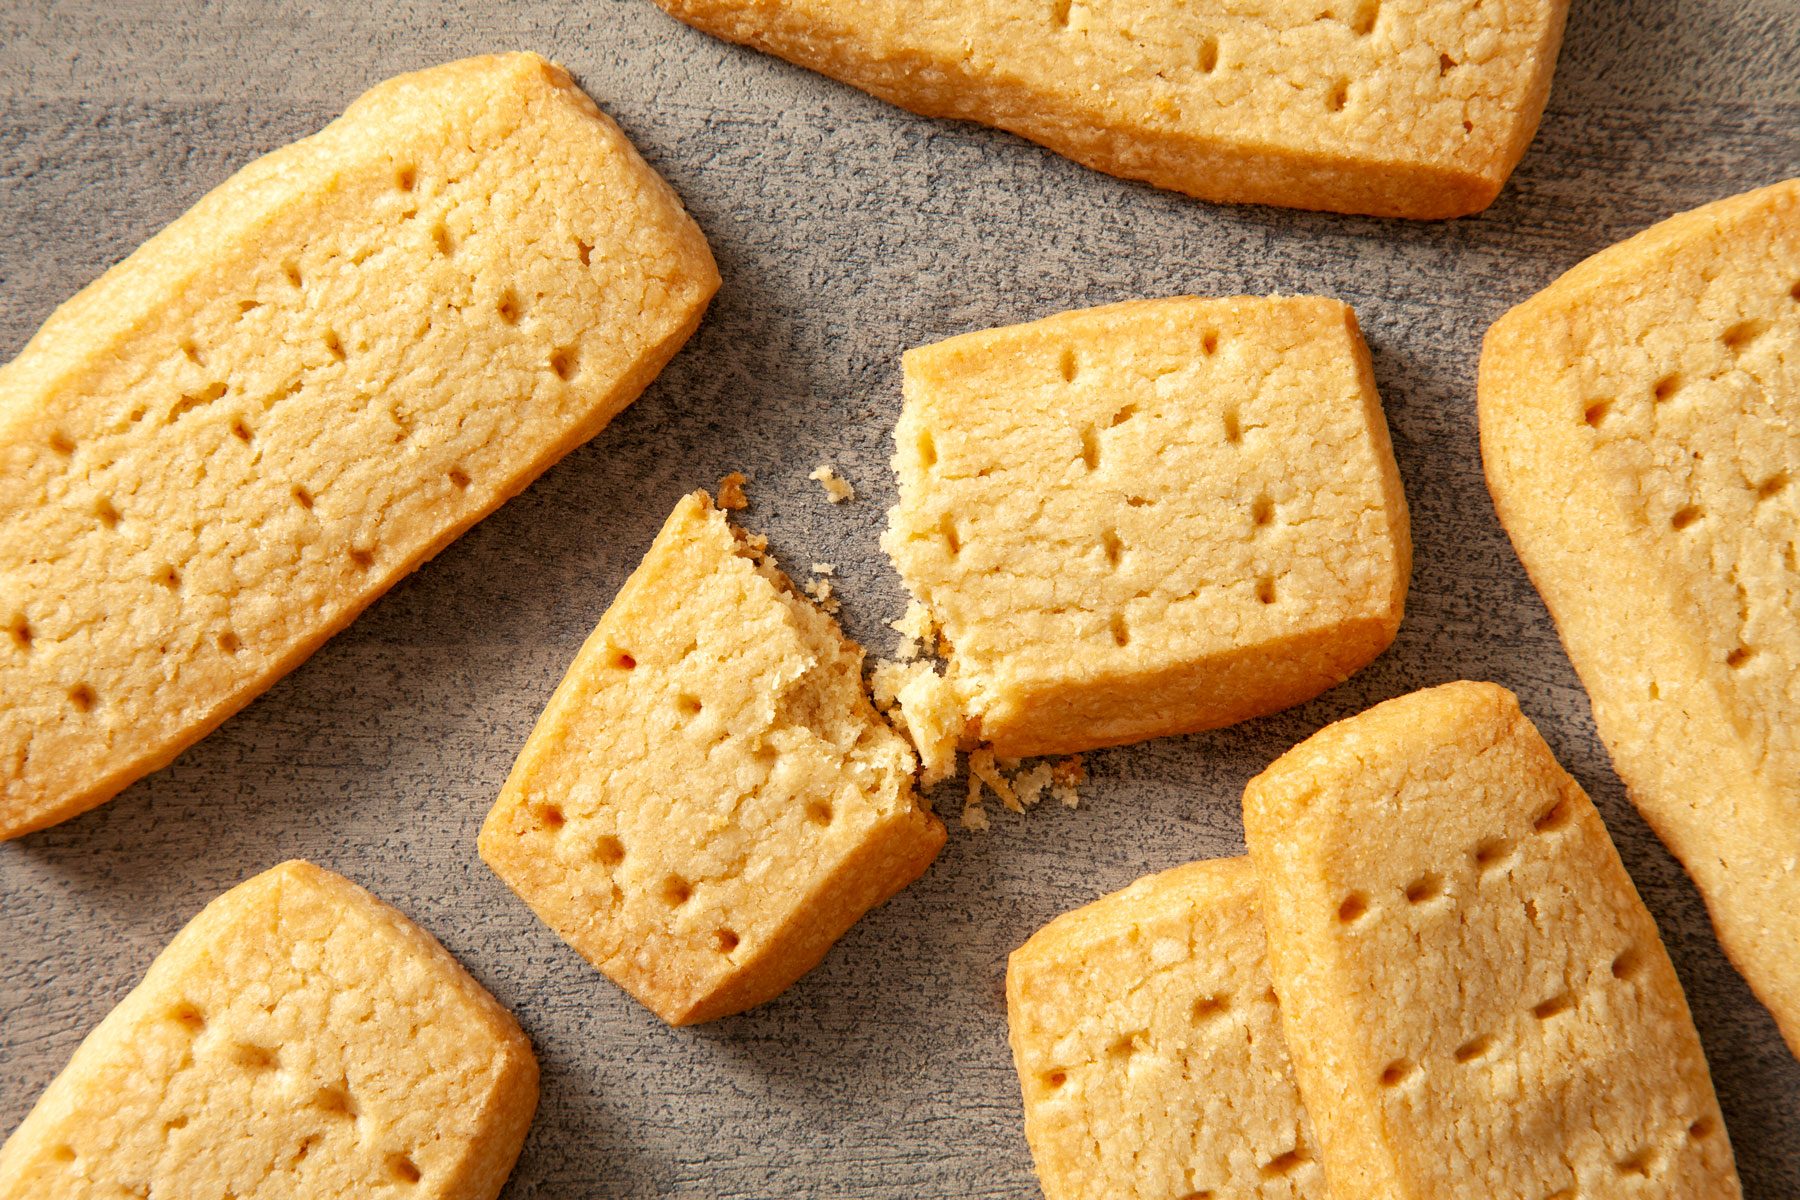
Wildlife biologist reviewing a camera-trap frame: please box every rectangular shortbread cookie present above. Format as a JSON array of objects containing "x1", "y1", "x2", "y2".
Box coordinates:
[
  {"x1": 1480, "y1": 178, "x2": 1800, "y2": 1058},
  {"x1": 882, "y1": 296, "x2": 1410, "y2": 758},
  {"x1": 0, "y1": 53, "x2": 719, "y2": 839},
  {"x1": 1243, "y1": 682, "x2": 1739, "y2": 1199},
  {"x1": 654, "y1": 0, "x2": 1568, "y2": 218},
  {"x1": 480, "y1": 491, "x2": 946, "y2": 1025},
  {"x1": 0, "y1": 861, "x2": 538, "y2": 1200},
  {"x1": 1007, "y1": 857, "x2": 1324, "y2": 1200}
]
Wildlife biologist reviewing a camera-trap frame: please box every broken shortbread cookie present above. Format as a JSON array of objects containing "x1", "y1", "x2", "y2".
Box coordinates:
[
  {"x1": 479, "y1": 491, "x2": 944, "y2": 1025},
  {"x1": 884, "y1": 295, "x2": 1409, "y2": 759}
]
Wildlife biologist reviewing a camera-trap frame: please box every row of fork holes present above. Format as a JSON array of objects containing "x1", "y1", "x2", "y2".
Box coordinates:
[
  {"x1": 1583, "y1": 303, "x2": 1789, "y2": 431},
  {"x1": 1336, "y1": 794, "x2": 1575, "y2": 924},
  {"x1": 155, "y1": 1001, "x2": 423, "y2": 1185}
]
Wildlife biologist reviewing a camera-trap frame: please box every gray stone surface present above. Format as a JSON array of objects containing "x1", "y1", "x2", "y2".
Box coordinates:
[{"x1": 1, "y1": 1, "x2": 1797, "y2": 1195}]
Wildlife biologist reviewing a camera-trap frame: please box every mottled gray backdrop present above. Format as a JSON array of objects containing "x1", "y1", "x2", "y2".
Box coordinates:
[{"x1": 2, "y1": 1, "x2": 1797, "y2": 1195}]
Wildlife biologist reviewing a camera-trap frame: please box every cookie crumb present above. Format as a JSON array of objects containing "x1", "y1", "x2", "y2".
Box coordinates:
[
  {"x1": 809, "y1": 463, "x2": 856, "y2": 503},
  {"x1": 1051, "y1": 756, "x2": 1086, "y2": 808},
  {"x1": 889, "y1": 599, "x2": 935, "y2": 662},
  {"x1": 716, "y1": 472, "x2": 749, "y2": 510},
  {"x1": 802, "y1": 577, "x2": 840, "y2": 614},
  {"x1": 811, "y1": 562, "x2": 836, "y2": 575}
]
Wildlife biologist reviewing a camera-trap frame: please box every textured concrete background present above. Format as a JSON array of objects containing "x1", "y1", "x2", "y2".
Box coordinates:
[{"x1": 2, "y1": 1, "x2": 1797, "y2": 1195}]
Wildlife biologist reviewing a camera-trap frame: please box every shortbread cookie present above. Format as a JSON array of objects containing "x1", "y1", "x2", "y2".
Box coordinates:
[
  {"x1": 1480, "y1": 178, "x2": 1800, "y2": 1058},
  {"x1": 1244, "y1": 682, "x2": 1739, "y2": 1200},
  {"x1": 480, "y1": 491, "x2": 945, "y2": 1025},
  {"x1": 882, "y1": 296, "x2": 1409, "y2": 758},
  {"x1": 0, "y1": 53, "x2": 719, "y2": 839},
  {"x1": 654, "y1": 0, "x2": 1568, "y2": 218},
  {"x1": 0, "y1": 861, "x2": 538, "y2": 1200},
  {"x1": 1007, "y1": 858, "x2": 1323, "y2": 1200}
]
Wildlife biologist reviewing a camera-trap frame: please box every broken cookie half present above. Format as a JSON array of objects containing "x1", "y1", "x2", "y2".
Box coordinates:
[
  {"x1": 479, "y1": 491, "x2": 945, "y2": 1025},
  {"x1": 883, "y1": 295, "x2": 1411, "y2": 758}
]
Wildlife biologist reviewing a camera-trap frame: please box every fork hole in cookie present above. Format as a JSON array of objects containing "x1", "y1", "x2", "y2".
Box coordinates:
[
  {"x1": 1533, "y1": 797, "x2": 1572, "y2": 833},
  {"x1": 1222, "y1": 408, "x2": 1241, "y2": 444},
  {"x1": 431, "y1": 223, "x2": 453, "y2": 256},
  {"x1": 1261, "y1": 1147, "x2": 1310, "y2": 1177},
  {"x1": 395, "y1": 165, "x2": 417, "y2": 192},
  {"x1": 593, "y1": 835, "x2": 625, "y2": 866},
  {"x1": 1611, "y1": 946, "x2": 1644, "y2": 980},
  {"x1": 48, "y1": 430, "x2": 76, "y2": 456},
  {"x1": 1110, "y1": 613, "x2": 1130, "y2": 647},
  {"x1": 67, "y1": 684, "x2": 97, "y2": 714},
  {"x1": 1615, "y1": 1148, "x2": 1656, "y2": 1178},
  {"x1": 1582, "y1": 400, "x2": 1611, "y2": 428},
  {"x1": 387, "y1": 1154, "x2": 422, "y2": 1185},
  {"x1": 1041, "y1": 1070, "x2": 1067, "y2": 1090},
  {"x1": 1403, "y1": 872, "x2": 1443, "y2": 905},
  {"x1": 1532, "y1": 992, "x2": 1575, "y2": 1021},
  {"x1": 1726, "y1": 645, "x2": 1755, "y2": 669},
  {"x1": 447, "y1": 466, "x2": 472, "y2": 490},
  {"x1": 349, "y1": 548, "x2": 375, "y2": 571},
  {"x1": 1349, "y1": 0, "x2": 1379, "y2": 34},
  {"x1": 1377, "y1": 1058, "x2": 1416, "y2": 1088},
  {"x1": 608, "y1": 649, "x2": 636, "y2": 671},
  {"x1": 496, "y1": 289, "x2": 523, "y2": 325},
  {"x1": 230, "y1": 1042, "x2": 279, "y2": 1071},
  {"x1": 1670, "y1": 504, "x2": 1703, "y2": 530},
  {"x1": 1689, "y1": 1116, "x2": 1717, "y2": 1140},
  {"x1": 1439, "y1": 51, "x2": 1457, "y2": 74},
  {"x1": 916, "y1": 431, "x2": 937, "y2": 469},
  {"x1": 218, "y1": 630, "x2": 242, "y2": 655},
  {"x1": 7, "y1": 616, "x2": 32, "y2": 652},
  {"x1": 1251, "y1": 495, "x2": 1275, "y2": 527},
  {"x1": 536, "y1": 804, "x2": 565, "y2": 832},
  {"x1": 1059, "y1": 347, "x2": 1079, "y2": 382},
  {"x1": 550, "y1": 345, "x2": 580, "y2": 381},
  {"x1": 805, "y1": 800, "x2": 833, "y2": 827},
  {"x1": 715, "y1": 928, "x2": 740, "y2": 954},
  {"x1": 1453, "y1": 1034, "x2": 1493, "y2": 1063},
  {"x1": 1473, "y1": 836, "x2": 1513, "y2": 874},
  {"x1": 291, "y1": 485, "x2": 315, "y2": 511},
  {"x1": 1326, "y1": 79, "x2": 1350, "y2": 112},
  {"x1": 322, "y1": 330, "x2": 346, "y2": 362},
  {"x1": 576, "y1": 239, "x2": 593, "y2": 266},
  {"x1": 1050, "y1": 0, "x2": 1072, "y2": 29},
  {"x1": 154, "y1": 564, "x2": 181, "y2": 590},
  {"x1": 1197, "y1": 36, "x2": 1219, "y2": 72},
  {"x1": 1755, "y1": 472, "x2": 1789, "y2": 502},
  {"x1": 1102, "y1": 529, "x2": 1124, "y2": 568},
  {"x1": 1255, "y1": 577, "x2": 1277, "y2": 605},
  {"x1": 1191, "y1": 994, "x2": 1229, "y2": 1022},
  {"x1": 1336, "y1": 892, "x2": 1369, "y2": 923},
  {"x1": 661, "y1": 876, "x2": 693, "y2": 907},
  {"x1": 1079, "y1": 425, "x2": 1100, "y2": 470},
  {"x1": 1653, "y1": 373, "x2": 1683, "y2": 403},
  {"x1": 311, "y1": 1084, "x2": 355, "y2": 1119},
  {"x1": 167, "y1": 1001, "x2": 205, "y2": 1032},
  {"x1": 676, "y1": 694, "x2": 703, "y2": 719},
  {"x1": 1721, "y1": 318, "x2": 1768, "y2": 353},
  {"x1": 50, "y1": 1144, "x2": 76, "y2": 1164}
]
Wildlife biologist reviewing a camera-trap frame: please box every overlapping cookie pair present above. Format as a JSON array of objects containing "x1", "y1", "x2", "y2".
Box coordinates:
[{"x1": 1008, "y1": 682, "x2": 1743, "y2": 1200}]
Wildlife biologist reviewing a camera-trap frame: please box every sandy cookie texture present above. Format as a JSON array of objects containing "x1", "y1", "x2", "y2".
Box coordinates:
[
  {"x1": 0, "y1": 52, "x2": 719, "y2": 839},
  {"x1": 1480, "y1": 178, "x2": 1800, "y2": 1059},
  {"x1": 653, "y1": 0, "x2": 1567, "y2": 218},
  {"x1": 480, "y1": 491, "x2": 945, "y2": 1025},
  {"x1": 1007, "y1": 857, "x2": 1322, "y2": 1200},
  {"x1": 0, "y1": 861, "x2": 538, "y2": 1200},
  {"x1": 1244, "y1": 682, "x2": 1738, "y2": 1200},
  {"x1": 883, "y1": 295, "x2": 1409, "y2": 758}
]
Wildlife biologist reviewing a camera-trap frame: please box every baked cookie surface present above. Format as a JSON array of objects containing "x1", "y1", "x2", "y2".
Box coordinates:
[
  {"x1": 1244, "y1": 682, "x2": 1739, "y2": 1200},
  {"x1": 480, "y1": 491, "x2": 945, "y2": 1025},
  {"x1": 0, "y1": 52, "x2": 719, "y2": 839},
  {"x1": 1007, "y1": 857, "x2": 1322, "y2": 1200},
  {"x1": 0, "y1": 861, "x2": 538, "y2": 1200},
  {"x1": 883, "y1": 296, "x2": 1409, "y2": 758},
  {"x1": 1481, "y1": 178, "x2": 1800, "y2": 1058},
  {"x1": 653, "y1": 0, "x2": 1568, "y2": 217}
]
